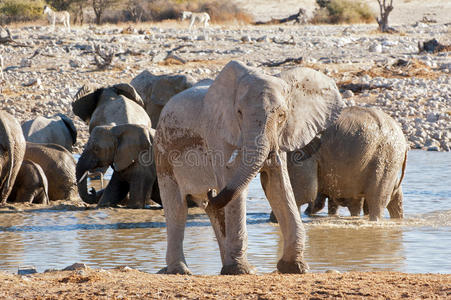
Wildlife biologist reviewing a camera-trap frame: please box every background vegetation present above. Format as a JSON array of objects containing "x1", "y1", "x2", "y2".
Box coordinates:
[
  {"x1": 0, "y1": 0, "x2": 376, "y2": 26},
  {"x1": 311, "y1": 0, "x2": 375, "y2": 24}
]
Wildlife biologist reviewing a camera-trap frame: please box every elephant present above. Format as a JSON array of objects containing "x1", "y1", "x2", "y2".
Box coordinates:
[
  {"x1": 72, "y1": 82, "x2": 151, "y2": 133},
  {"x1": 155, "y1": 60, "x2": 344, "y2": 275},
  {"x1": 24, "y1": 142, "x2": 78, "y2": 201},
  {"x1": 72, "y1": 82, "x2": 152, "y2": 203},
  {"x1": 8, "y1": 160, "x2": 49, "y2": 204},
  {"x1": 0, "y1": 111, "x2": 26, "y2": 205},
  {"x1": 286, "y1": 106, "x2": 408, "y2": 221},
  {"x1": 22, "y1": 113, "x2": 77, "y2": 152},
  {"x1": 130, "y1": 71, "x2": 196, "y2": 128},
  {"x1": 76, "y1": 124, "x2": 160, "y2": 209}
]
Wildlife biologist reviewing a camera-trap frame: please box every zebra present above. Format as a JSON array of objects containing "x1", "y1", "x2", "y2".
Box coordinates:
[
  {"x1": 181, "y1": 11, "x2": 210, "y2": 30},
  {"x1": 43, "y1": 6, "x2": 70, "y2": 32}
]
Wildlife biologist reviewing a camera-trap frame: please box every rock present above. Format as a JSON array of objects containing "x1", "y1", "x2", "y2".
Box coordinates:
[
  {"x1": 63, "y1": 263, "x2": 90, "y2": 271},
  {"x1": 342, "y1": 90, "x2": 354, "y2": 98},
  {"x1": 326, "y1": 269, "x2": 341, "y2": 274},
  {"x1": 18, "y1": 266, "x2": 37, "y2": 275},
  {"x1": 369, "y1": 43, "x2": 382, "y2": 53},
  {"x1": 20, "y1": 58, "x2": 32, "y2": 67}
]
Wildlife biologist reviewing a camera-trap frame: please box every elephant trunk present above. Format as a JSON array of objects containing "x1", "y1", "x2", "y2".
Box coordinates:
[
  {"x1": 208, "y1": 124, "x2": 273, "y2": 209},
  {"x1": 76, "y1": 152, "x2": 98, "y2": 204}
]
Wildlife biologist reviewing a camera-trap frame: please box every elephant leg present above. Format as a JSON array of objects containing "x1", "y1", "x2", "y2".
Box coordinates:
[
  {"x1": 327, "y1": 198, "x2": 338, "y2": 215},
  {"x1": 260, "y1": 153, "x2": 308, "y2": 274},
  {"x1": 206, "y1": 188, "x2": 254, "y2": 275},
  {"x1": 387, "y1": 188, "x2": 403, "y2": 219},
  {"x1": 128, "y1": 175, "x2": 153, "y2": 209},
  {"x1": 15, "y1": 189, "x2": 35, "y2": 204},
  {"x1": 347, "y1": 197, "x2": 363, "y2": 217},
  {"x1": 158, "y1": 176, "x2": 190, "y2": 275},
  {"x1": 34, "y1": 189, "x2": 49, "y2": 205},
  {"x1": 363, "y1": 199, "x2": 369, "y2": 215},
  {"x1": 366, "y1": 184, "x2": 391, "y2": 222},
  {"x1": 308, "y1": 194, "x2": 327, "y2": 215},
  {"x1": 97, "y1": 171, "x2": 129, "y2": 207}
]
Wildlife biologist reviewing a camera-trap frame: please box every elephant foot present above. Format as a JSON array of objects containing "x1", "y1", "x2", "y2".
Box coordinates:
[
  {"x1": 221, "y1": 262, "x2": 256, "y2": 275},
  {"x1": 157, "y1": 263, "x2": 192, "y2": 275},
  {"x1": 269, "y1": 211, "x2": 278, "y2": 223},
  {"x1": 277, "y1": 259, "x2": 309, "y2": 274}
]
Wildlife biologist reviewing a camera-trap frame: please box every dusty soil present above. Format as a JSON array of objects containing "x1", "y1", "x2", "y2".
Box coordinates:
[{"x1": 1, "y1": 267, "x2": 450, "y2": 299}]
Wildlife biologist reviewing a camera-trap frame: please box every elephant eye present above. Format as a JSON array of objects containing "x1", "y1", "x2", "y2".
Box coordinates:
[{"x1": 237, "y1": 109, "x2": 242, "y2": 117}]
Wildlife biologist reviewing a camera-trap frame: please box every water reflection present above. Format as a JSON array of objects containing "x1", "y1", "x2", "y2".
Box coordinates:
[{"x1": 305, "y1": 227, "x2": 405, "y2": 272}]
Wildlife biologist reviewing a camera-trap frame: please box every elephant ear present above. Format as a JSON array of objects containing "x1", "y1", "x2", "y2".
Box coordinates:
[
  {"x1": 150, "y1": 75, "x2": 195, "y2": 106},
  {"x1": 111, "y1": 124, "x2": 151, "y2": 172},
  {"x1": 112, "y1": 83, "x2": 145, "y2": 107},
  {"x1": 72, "y1": 85, "x2": 102, "y2": 123},
  {"x1": 56, "y1": 113, "x2": 77, "y2": 146},
  {"x1": 278, "y1": 67, "x2": 344, "y2": 152},
  {"x1": 202, "y1": 60, "x2": 251, "y2": 147}
]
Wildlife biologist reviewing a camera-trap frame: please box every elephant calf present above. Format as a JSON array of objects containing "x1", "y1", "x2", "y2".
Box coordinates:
[
  {"x1": 287, "y1": 106, "x2": 408, "y2": 221},
  {"x1": 22, "y1": 113, "x2": 77, "y2": 152},
  {"x1": 25, "y1": 142, "x2": 78, "y2": 201},
  {"x1": 8, "y1": 160, "x2": 49, "y2": 204},
  {"x1": 76, "y1": 124, "x2": 159, "y2": 208}
]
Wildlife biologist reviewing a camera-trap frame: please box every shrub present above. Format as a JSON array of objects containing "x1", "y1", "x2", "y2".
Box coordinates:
[
  {"x1": 311, "y1": 0, "x2": 374, "y2": 24},
  {"x1": 0, "y1": 0, "x2": 46, "y2": 23}
]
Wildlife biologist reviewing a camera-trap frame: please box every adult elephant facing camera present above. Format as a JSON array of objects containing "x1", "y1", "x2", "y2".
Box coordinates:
[
  {"x1": 155, "y1": 61, "x2": 343, "y2": 275},
  {"x1": 76, "y1": 124, "x2": 159, "y2": 209}
]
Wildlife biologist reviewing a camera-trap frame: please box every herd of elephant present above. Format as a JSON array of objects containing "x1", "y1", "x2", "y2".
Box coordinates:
[{"x1": 0, "y1": 60, "x2": 408, "y2": 275}]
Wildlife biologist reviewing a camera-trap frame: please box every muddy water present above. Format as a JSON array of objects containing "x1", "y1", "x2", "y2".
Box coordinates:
[{"x1": 0, "y1": 150, "x2": 449, "y2": 274}]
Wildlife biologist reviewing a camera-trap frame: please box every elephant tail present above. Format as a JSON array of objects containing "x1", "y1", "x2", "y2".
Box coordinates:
[{"x1": 394, "y1": 150, "x2": 407, "y2": 193}]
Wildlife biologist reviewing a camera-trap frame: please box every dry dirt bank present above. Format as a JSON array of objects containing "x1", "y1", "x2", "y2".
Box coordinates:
[{"x1": 1, "y1": 267, "x2": 449, "y2": 299}]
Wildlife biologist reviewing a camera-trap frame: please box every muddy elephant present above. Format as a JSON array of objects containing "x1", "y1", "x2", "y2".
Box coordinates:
[
  {"x1": 76, "y1": 124, "x2": 159, "y2": 209},
  {"x1": 22, "y1": 113, "x2": 77, "y2": 152},
  {"x1": 24, "y1": 142, "x2": 77, "y2": 201},
  {"x1": 155, "y1": 60, "x2": 343, "y2": 275},
  {"x1": 72, "y1": 83, "x2": 152, "y2": 203},
  {"x1": 0, "y1": 111, "x2": 26, "y2": 205},
  {"x1": 8, "y1": 160, "x2": 49, "y2": 204},
  {"x1": 287, "y1": 106, "x2": 408, "y2": 221},
  {"x1": 130, "y1": 71, "x2": 196, "y2": 128}
]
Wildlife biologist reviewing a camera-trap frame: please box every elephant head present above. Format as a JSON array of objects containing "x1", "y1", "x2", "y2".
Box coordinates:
[
  {"x1": 204, "y1": 61, "x2": 344, "y2": 209},
  {"x1": 72, "y1": 83, "x2": 144, "y2": 124},
  {"x1": 76, "y1": 124, "x2": 152, "y2": 204},
  {"x1": 131, "y1": 71, "x2": 196, "y2": 127}
]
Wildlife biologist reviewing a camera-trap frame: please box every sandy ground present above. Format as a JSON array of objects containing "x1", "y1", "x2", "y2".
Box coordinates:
[{"x1": 1, "y1": 267, "x2": 450, "y2": 299}]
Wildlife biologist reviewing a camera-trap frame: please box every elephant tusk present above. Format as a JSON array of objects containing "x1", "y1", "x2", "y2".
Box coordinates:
[
  {"x1": 78, "y1": 171, "x2": 89, "y2": 184},
  {"x1": 226, "y1": 149, "x2": 239, "y2": 168}
]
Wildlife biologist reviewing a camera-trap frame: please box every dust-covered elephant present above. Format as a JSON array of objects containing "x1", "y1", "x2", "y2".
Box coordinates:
[
  {"x1": 8, "y1": 160, "x2": 49, "y2": 204},
  {"x1": 25, "y1": 142, "x2": 77, "y2": 201},
  {"x1": 287, "y1": 107, "x2": 408, "y2": 221},
  {"x1": 22, "y1": 113, "x2": 77, "y2": 152},
  {"x1": 155, "y1": 61, "x2": 344, "y2": 275},
  {"x1": 130, "y1": 71, "x2": 195, "y2": 128},
  {"x1": 76, "y1": 124, "x2": 159, "y2": 208},
  {"x1": 0, "y1": 111, "x2": 26, "y2": 205}
]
